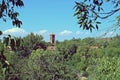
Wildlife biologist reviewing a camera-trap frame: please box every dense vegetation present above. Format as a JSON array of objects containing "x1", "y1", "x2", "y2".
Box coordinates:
[{"x1": 0, "y1": 33, "x2": 120, "y2": 80}]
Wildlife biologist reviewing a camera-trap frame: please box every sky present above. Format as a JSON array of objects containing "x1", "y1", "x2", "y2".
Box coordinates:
[{"x1": 0, "y1": 0, "x2": 120, "y2": 41}]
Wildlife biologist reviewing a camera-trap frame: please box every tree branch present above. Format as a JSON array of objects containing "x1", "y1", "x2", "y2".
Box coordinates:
[{"x1": 91, "y1": 8, "x2": 120, "y2": 19}]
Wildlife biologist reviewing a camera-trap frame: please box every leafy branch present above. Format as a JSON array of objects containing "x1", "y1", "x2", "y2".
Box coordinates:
[
  {"x1": 74, "y1": 0, "x2": 120, "y2": 32},
  {"x1": 0, "y1": 0, "x2": 24, "y2": 28}
]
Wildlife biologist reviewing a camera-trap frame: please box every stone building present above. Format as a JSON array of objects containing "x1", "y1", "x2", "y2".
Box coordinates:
[
  {"x1": 47, "y1": 33, "x2": 56, "y2": 50},
  {"x1": 50, "y1": 33, "x2": 55, "y2": 44}
]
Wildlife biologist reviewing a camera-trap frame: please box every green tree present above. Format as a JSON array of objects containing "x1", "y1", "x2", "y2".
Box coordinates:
[
  {"x1": 22, "y1": 32, "x2": 43, "y2": 50},
  {"x1": 82, "y1": 37, "x2": 96, "y2": 46},
  {"x1": 88, "y1": 57, "x2": 120, "y2": 80},
  {"x1": 0, "y1": 1, "x2": 24, "y2": 78},
  {"x1": 57, "y1": 40, "x2": 78, "y2": 59},
  {"x1": 17, "y1": 49, "x2": 78, "y2": 80},
  {"x1": 108, "y1": 36, "x2": 120, "y2": 48}
]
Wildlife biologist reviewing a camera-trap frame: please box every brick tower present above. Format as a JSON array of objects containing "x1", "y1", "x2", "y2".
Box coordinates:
[{"x1": 50, "y1": 33, "x2": 55, "y2": 44}]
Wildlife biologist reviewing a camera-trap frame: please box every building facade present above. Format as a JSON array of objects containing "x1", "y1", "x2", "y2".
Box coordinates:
[{"x1": 50, "y1": 33, "x2": 55, "y2": 44}]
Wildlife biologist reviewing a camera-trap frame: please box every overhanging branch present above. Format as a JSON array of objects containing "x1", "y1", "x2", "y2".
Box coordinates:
[{"x1": 91, "y1": 8, "x2": 120, "y2": 19}]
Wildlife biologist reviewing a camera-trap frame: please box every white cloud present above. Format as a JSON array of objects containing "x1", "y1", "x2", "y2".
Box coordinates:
[
  {"x1": 60, "y1": 30, "x2": 73, "y2": 36},
  {"x1": 3, "y1": 27, "x2": 27, "y2": 37},
  {"x1": 38, "y1": 30, "x2": 48, "y2": 35}
]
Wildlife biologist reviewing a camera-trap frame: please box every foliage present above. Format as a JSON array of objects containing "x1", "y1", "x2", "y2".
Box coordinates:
[
  {"x1": 88, "y1": 57, "x2": 120, "y2": 80},
  {"x1": 0, "y1": 1, "x2": 24, "y2": 76},
  {"x1": 0, "y1": 0, "x2": 24, "y2": 28},
  {"x1": 22, "y1": 49, "x2": 78, "y2": 80},
  {"x1": 74, "y1": 0, "x2": 120, "y2": 31},
  {"x1": 0, "y1": 31, "x2": 2, "y2": 35},
  {"x1": 1, "y1": 32, "x2": 120, "y2": 80},
  {"x1": 116, "y1": 15, "x2": 120, "y2": 26},
  {"x1": 57, "y1": 39, "x2": 78, "y2": 59},
  {"x1": 22, "y1": 32, "x2": 43, "y2": 50}
]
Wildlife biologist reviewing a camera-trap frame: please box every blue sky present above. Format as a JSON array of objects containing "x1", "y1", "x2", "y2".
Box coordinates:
[{"x1": 0, "y1": 0, "x2": 120, "y2": 41}]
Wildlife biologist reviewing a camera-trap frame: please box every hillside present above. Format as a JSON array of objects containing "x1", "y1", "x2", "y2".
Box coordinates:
[{"x1": 0, "y1": 33, "x2": 120, "y2": 80}]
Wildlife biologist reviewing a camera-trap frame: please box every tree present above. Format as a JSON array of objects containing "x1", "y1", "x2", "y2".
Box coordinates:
[
  {"x1": 0, "y1": 1, "x2": 24, "y2": 78},
  {"x1": 22, "y1": 32, "x2": 43, "y2": 50},
  {"x1": 74, "y1": 0, "x2": 120, "y2": 32},
  {"x1": 0, "y1": 0, "x2": 24, "y2": 29},
  {"x1": 57, "y1": 40, "x2": 78, "y2": 59}
]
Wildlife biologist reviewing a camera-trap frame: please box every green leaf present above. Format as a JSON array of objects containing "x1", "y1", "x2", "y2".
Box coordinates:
[
  {"x1": 115, "y1": 3, "x2": 119, "y2": 8},
  {"x1": 94, "y1": 17, "x2": 97, "y2": 21},
  {"x1": 80, "y1": 24, "x2": 82, "y2": 28},
  {"x1": 83, "y1": 26, "x2": 85, "y2": 30},
  {"x1": 98, "y1": 6, "x2": 100, "y2": 12},
  {"x1": 90, "y1": 28, "x2": 92, "y2": 32},
  {"x1": 96, "y1": 22, "x2": 101, "y2": 24},
  {"x1": 96, "y1": 24, "x2": 99, "y2": 30},
  {"x1": 100, "y1": 7, "x2": 104, "y2": 11},
  {"x1": 75, "y1": 1, "x2": 80, "y2": 5},
  {"x1": 89, "y1": 24, "x2": 94, "y2": 29},
  {"x1": 88, "y1": 20, "x2": 92, "y2": 24},
  {"x1": 0, "y1": 31, "x2": 2, "y2": 35},
  {"x1": 2, "y1": 68, "x2": 6, "y2": 74},
  {"x1": 5, "y1": 60, "x2": 10, "y2": 65}
]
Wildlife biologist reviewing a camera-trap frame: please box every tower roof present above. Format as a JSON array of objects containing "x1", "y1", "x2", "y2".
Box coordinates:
[{"x1": 50, "y1": 32, "x2": 55, "y2": 35}]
